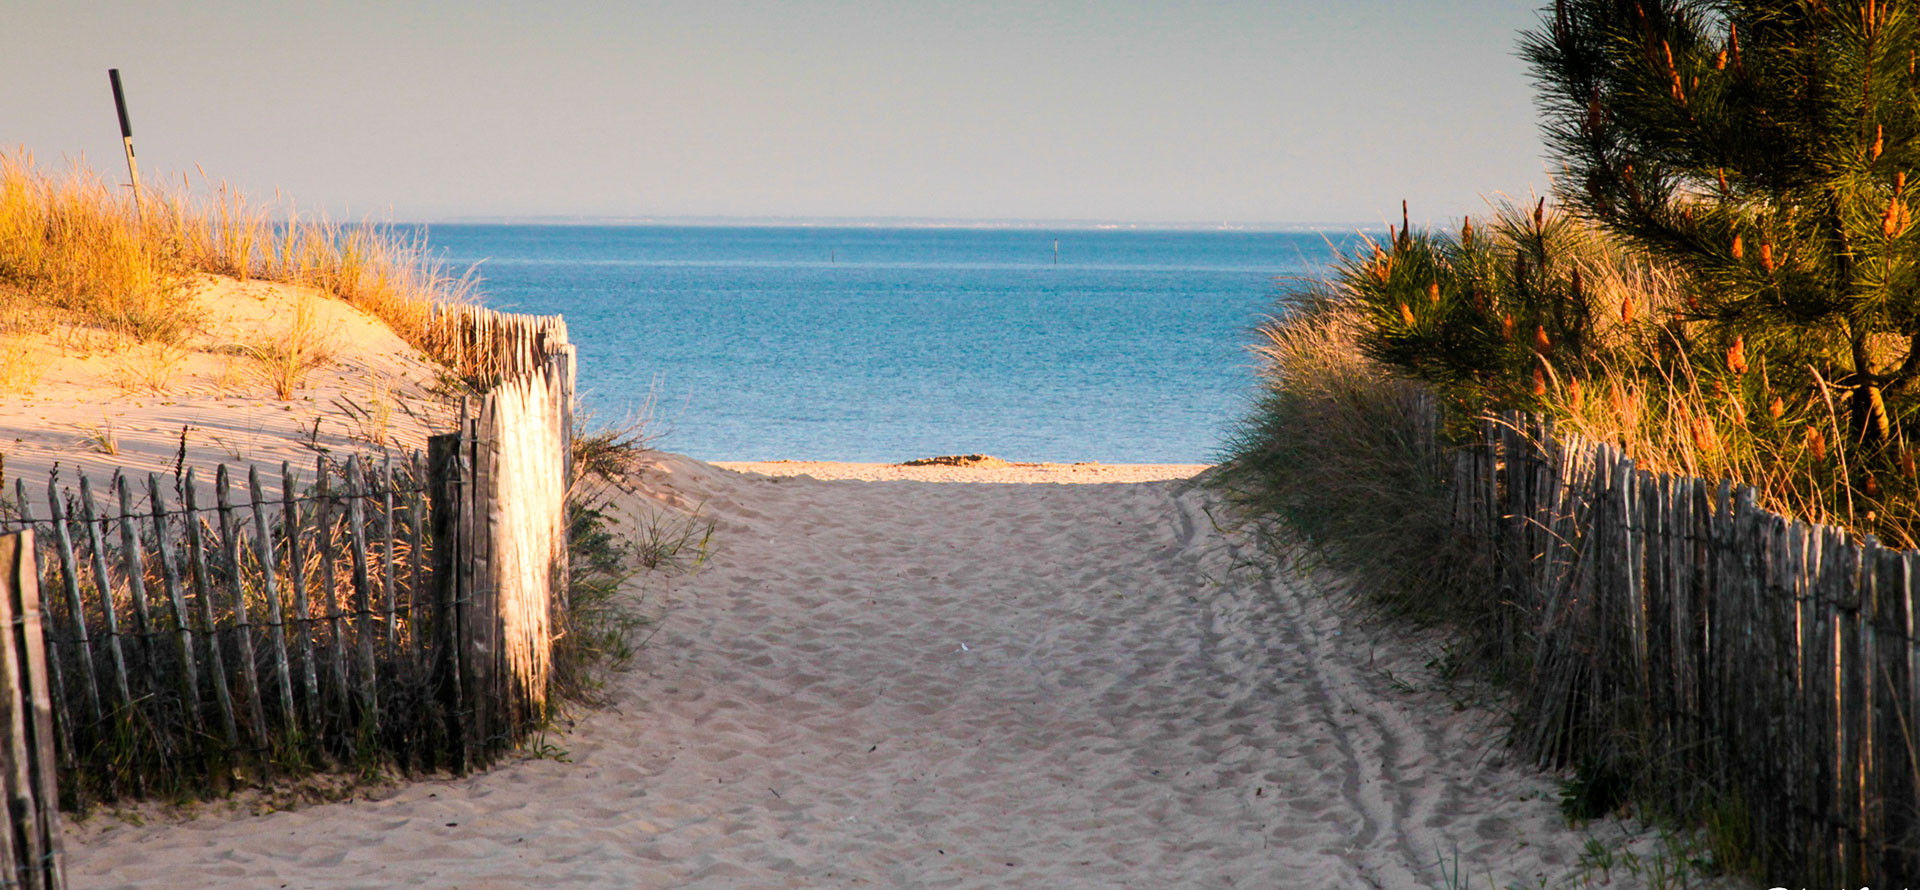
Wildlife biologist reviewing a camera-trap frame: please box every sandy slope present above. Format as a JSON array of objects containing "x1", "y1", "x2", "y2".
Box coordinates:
[
  {"x1": 0, "y1": 275, "x2": 452, "y2": 498},
  {"x1": 64, "y1": 453, "x2": 1705, "y2": 889}
]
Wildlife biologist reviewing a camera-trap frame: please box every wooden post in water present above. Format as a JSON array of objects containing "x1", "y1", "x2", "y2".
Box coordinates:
[{"x1": 107, "y1": 69, "x2": 144, "y2": 222}]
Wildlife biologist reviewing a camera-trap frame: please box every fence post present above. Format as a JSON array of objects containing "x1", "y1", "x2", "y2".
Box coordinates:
[
  {"x1": 553, "y1": 347, "x2": 575, "y2": 620},
  {"x1": 466, "y1": 410, "x2": 498, "y2": 760},
  {"x1": 427, "y1": 433, "x2": 468, "y2": 773},
  {"x1": 0, "y1": 531, "x2": 69, "y2": 890}
]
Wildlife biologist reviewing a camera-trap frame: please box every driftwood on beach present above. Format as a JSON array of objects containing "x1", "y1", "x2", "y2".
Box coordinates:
[
  {"x1": 0, "y1": 308, "x2": 575, "y2": 825},
  {"x1": 1459, "y1": 413, "x2": 1920, "y2": 886}
]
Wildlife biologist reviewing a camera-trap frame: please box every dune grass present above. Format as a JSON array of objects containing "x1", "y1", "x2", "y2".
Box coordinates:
[
  {"x1": 553, "y1": 417, "x2": 713, "y2": 707},
  {"x1": 1213, "y1": 202, "x2": 1896, "y2": 882},
  {"x1": 0, "y1": 155, "x2": 194, "y2": 344},
  {"x1": 1213, "y1": 289, "x2": 1482, "y2": 628},
  {"x1": 243, "y1": 292, "x2": 335, "y2": 400},
  {"x1": 1219, "y1": 201, "x2": 1920, "y2": 660},
  {"x1": 0, "y1": 151, "x2": 480, "y2": 384},
  {"x1": 1259, "y1": 201, "x2": 1920, "y2": 547}
]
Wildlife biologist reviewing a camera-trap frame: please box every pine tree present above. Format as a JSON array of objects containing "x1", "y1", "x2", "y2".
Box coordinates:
[
  {"x1": 1524, "y1": 0, "x2": 1920, "y2": 444},
  {"x1": 1346, "y1": 200, "x2": 1604, "y2": 415}
]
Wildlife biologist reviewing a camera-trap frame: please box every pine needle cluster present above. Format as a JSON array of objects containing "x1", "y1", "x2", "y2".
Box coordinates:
[
  {"x1": 1330, "y1": 196, "x2": 1920, "y2": 545},
  {"x1": 1525, "y1": 0, "x2": 1920, "y2": 447}
]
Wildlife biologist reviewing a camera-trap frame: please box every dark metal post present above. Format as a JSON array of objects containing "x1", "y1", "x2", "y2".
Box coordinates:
[{"x1": 107, "y1": 69, "x2": 144, "y2": 222}]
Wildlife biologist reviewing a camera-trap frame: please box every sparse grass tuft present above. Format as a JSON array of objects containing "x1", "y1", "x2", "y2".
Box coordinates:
[
  {"x1": 551, "y1": 499, "x2": 645, "y2": 704},
  {"x1": 571, "y1": 417, "x2": 656, "y2": 483},
  {"x1": 79, "y1": 418, "x2": 119, "y2": 455},
  {"x1": 110, "y1": 341, "x2": 190, "y2": 395},
  {"x1": 552, "y1": 411, "x2": 713, "y2": 705},
  {"x1": 244, "y1": 293, "x2": 333, "y2": 399},
  {"x1": 329, "y1": 375, "x2": 397, "y2": 448},
  {"x1": 633, "y1": 505, "x2": 715, "y2": 572}
]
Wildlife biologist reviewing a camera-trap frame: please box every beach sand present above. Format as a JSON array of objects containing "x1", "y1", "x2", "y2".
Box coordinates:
[
  {"x1": 64, "y1": 450, "x2": 1702, "y2": 888},
  {"x1": 13, "y1": 278, "x2": 1710, "y2": 887}
]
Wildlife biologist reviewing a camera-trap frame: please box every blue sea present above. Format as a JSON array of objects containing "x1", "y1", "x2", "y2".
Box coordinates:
[{"x1": 415, "y1": 225, "x2": 1360, "y2": 464}]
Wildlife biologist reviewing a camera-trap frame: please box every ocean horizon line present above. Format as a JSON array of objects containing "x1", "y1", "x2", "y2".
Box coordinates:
[{"x1": 417, "y1": 215, "x2": 1388, "y2": 233}]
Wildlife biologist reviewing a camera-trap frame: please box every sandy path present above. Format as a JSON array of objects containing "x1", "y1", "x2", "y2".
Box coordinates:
[{"x1": 67, "y1": 456, "x2": 1655, "y2": 888}]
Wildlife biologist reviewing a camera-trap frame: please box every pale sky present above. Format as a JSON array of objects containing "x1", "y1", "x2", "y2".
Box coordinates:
[{"x1": 9, "y1": 1, "x2": 1552, "y2": 226}]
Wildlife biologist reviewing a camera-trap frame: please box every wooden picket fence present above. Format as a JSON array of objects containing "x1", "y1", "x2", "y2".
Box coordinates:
[
  {"x1": 427, "y1": 304, "x2": 570, "y2": 391},
  {"x1": 1459, "y1": 414, "x2": 1920, "y2": 885},
  {"x1": 0, "y1": 305, "x2": 576, "y2": 811},
  {"x1": 0, "y1": 532, "x2": 66, "y2": 890},
  {"x1": 0, "y1": 456, "x2": 446, "y2": 802}
]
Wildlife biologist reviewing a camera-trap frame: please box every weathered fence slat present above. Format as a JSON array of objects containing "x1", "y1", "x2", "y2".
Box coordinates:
[
  {"x1": 144, "y1": 476, "x2": 202, "y2": 741},
  {"x1": 0, "y1": 531, "x2": 68, "y2": 890},
  {"x1": 181, "y1": 472, "x2": 240, "y2": 748},
  {"x1": 11, "y1": 492, "x2": 72, "y2": 775},
  {"x1": 1463, "y1": 413, "x2": 1920, "y2": 885},
  {"x1": 214, "y1": 466, "x2": 270, "y2": 750},
  {"x1": 475, "y1": 407, "x2": 504, "y2": 756},
  {"x1": 313, "y1": 457, "x2": 350, "y2": 736},
  {"x1": 282, "y1": 463, "x2": 319, "y2": 731},
  {"x1": 46, "y1": 479, "x2": 102, "y2": 730},
  {"x1": 379, "y1": 457, "x2": 399, "y2": 663},
  {"x1": 0, "y1": 531, "x2": 32, "y2": 883},
  {"x1": 463, "y1": 414, "x2": 492, "y2": 760},
  {"x1": 110, "y1": 475, "x2": 155, "y2": 700},
  {"x1": 1898, "y1": 553, "x2": 1920, "y2": 878},
  {"x1": 343, "y1": 457, "x2": 380, "y2": 729},
  {"x1": 75, "y1": 476, "x2": 134, "y2": 723},
  {"x1": 247, "y1": 466, "x2": 299, "y2": 745},
  {"x1": 404, "y1": 452, "x2": 427, "y2": 695},
  {"x1": 428, "y1": 433, "x2": 468, "y2": 774}
]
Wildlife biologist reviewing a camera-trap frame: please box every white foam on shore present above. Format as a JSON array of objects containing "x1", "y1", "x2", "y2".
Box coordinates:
[{"x1": 712, "y1": 459, "x2": 1209, "y2": 484}]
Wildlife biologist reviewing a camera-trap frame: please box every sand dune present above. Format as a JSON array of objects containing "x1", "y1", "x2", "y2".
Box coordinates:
[
  {"x1": 64, "y1": 452, "x2": 1712, "y2": 888},
  {"x1": 0, "y1": 276, "x2": 454, "y2": 498}
]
